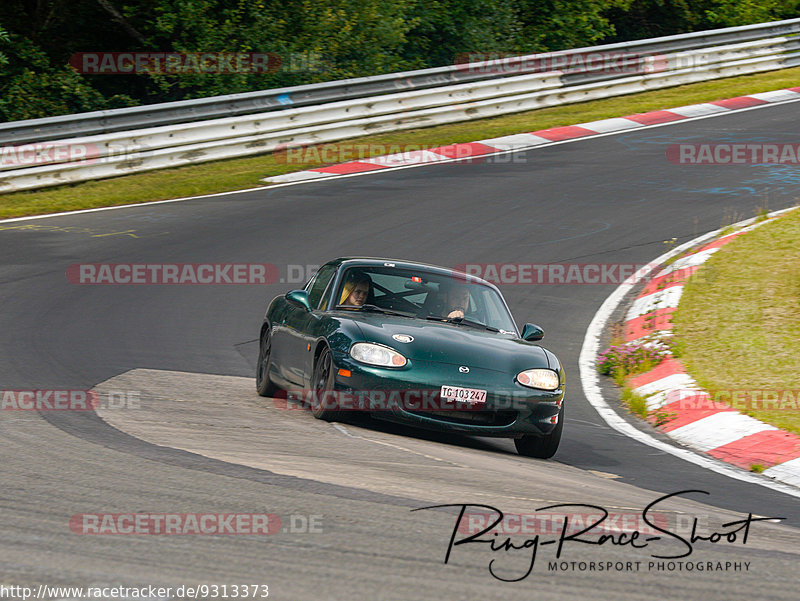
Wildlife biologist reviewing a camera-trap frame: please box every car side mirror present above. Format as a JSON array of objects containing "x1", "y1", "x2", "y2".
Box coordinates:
[
  {"x1": 521, "y1": 323, "x2": 544, "y2": 341},
  {"x1": 285, "y1": 290, "x2": 312, "y2": 312}
]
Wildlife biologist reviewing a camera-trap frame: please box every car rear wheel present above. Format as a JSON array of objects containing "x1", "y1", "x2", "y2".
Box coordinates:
[
  {"x1": 256, "y1": 327, "x2": 278, "y2": 397},
  {"x1": 311, "y1": 347, "x2": 342, "y2": 422},
  {"x1": 514, "y1": 404, "x2": 563, "y2": 459}
]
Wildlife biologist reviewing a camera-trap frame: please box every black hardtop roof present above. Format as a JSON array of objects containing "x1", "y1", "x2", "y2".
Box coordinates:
[{"x1": 330, "y1": 257, "x2": 498, "y2": 290}]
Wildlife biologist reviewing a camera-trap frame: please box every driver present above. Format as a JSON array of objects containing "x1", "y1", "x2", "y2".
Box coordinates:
[
  {"x1": 339, "y1": 271, "x2": 372, "y2": 307},
  {"x1": 438, "y1": 281, "x2": 471, "y2": 319}
]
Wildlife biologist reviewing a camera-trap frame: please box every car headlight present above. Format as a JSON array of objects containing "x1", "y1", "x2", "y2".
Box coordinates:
[
  {"x1": 350, "y1": 343, "x2": 407, "y2": 367},
  {"x1": 516, "y1": 368, "x2": 560, "y2": 391}
]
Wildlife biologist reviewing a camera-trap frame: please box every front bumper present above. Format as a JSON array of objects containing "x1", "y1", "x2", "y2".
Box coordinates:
[{"x1": 330, "y1": 352, "x2": 564, "y2": 437}]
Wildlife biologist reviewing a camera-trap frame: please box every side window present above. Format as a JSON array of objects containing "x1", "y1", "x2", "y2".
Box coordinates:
[
  {"x1": 318, "y1": 277, "x2": 336, "y2": 311},
  {"x1": 307, "y1": 264, "x2": 337, "y2": 310}
]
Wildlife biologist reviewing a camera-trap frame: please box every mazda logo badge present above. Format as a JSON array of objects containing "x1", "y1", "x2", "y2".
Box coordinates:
[{"x1": 459, "y1": 366, "x2": 469, "y2": 373}]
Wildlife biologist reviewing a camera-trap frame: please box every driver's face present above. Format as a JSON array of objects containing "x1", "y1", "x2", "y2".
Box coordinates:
[
  {"x1": 446, "y1": 288, "x2": 470, "y2": 311},
  {"x1": 347, "y1": 282, "x2": 369, "y2": 306}
]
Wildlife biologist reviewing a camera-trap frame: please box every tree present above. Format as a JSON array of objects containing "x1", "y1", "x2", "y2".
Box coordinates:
[{"x1": 0, "y1": 24, "x2": 134, "y2": 121}]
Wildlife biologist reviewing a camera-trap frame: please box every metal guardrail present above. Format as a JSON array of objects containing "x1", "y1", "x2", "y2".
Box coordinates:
[{"x1": 1, "y1": 19, "x2": 800, "y2": 192}]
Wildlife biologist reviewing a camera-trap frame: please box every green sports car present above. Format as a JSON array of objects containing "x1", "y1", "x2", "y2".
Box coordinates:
[{"x1": 256, "y1": 258, "x2": 565, "y2": 458}]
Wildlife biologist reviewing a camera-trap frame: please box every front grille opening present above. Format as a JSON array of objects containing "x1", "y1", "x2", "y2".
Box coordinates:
[{"x1": 407, "y1": 409, "x2": 516, "y2": 426}]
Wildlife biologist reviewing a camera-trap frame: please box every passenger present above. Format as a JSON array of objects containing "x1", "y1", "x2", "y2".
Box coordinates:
[{"x1": 339, "y1": 271, "x2": 372, "y2": 307}]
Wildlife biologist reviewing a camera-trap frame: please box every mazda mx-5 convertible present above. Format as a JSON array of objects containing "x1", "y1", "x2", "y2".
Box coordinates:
[{"x1": 256, "y1": 258, "x2": 565, "y2": 458}]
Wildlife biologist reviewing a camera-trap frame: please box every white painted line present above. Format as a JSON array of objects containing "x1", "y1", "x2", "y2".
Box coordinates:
[
  {"x1": 360, "y1": 149, "x2": 450, "y2": 166},
  {"x1": 578, "y1": 206, "x2": 800, "y2": 498},
  {"x1": 625, "y1": 324, "x2": 674, "y2": 348},
  {"x1": 656, "y1": 248, "x2": 719, "y2": 276},
  {"x1": 476, "y1": 133, "x2": 551, "y2": 150},
  {"x1": 633, "y1": 373, "x2": 699, "y2": 411},
  {"x1": 579, "y1": 118, "x2": 641, "y2": 133},
  {"x1": 669, "y1": 412, "x2": 776, "y2": 452},
  {"x1": 711, "y1": 231, "x2": 742, "y2": 244},
  {"x1": 667, "y1": 103, "x2": 730, "y2": 117},
  {"x1": 739, "y1": 218, "x2": 774, "y2": 232},
  {"x1": 625, "y1": 285, "x2": 684, "y2": 320},
  {"x1": 764, "y1": 457, "x2": 800, "y2": 487},
  {"x1": 649, "y1": 389, "x2": 715, "y2": 413},
  {"x1": 0, "y1": 183, "x2": 276, "y2": 224},
  {"x1": 332, "y1": 423, "x2": 356, "y2": 438},
  {"x1": 625, "y1": 329, "x2": 674, "y2": 345},
  {"x1": 748, "y1": 89, "x2": 800, "y2": 103},
  {"x1": 264, "y1": 170, "x2": 334, "y2": 183},
  {"x1": 633, "y1": 373, "x2": 692, "y2": 397}
]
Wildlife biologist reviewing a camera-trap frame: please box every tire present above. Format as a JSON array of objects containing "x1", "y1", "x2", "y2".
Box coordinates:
[
  {"x1": 310, "y1": 347, "x2": 342, "y2": 422},
  {"x1": 514, "y1": 403, "x2": 564, "y2": 459},
  {"x1": 256, "y1": 327, "x2": 278, "y2": 397}
]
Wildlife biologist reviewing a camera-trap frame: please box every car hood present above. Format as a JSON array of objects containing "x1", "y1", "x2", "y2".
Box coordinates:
[{"x1": 342, "y1": 313, "x2": 550, "y2": 373}]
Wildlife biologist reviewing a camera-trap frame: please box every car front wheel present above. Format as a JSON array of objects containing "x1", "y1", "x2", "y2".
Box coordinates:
[
  {"x1": 514, "y1": 404, "x2": 564, "y2": 459},
  {"x1": 256, "y1": 327, "x2": 278, "y2": 397},
  {"x1": 310, "y1": 347, "x2": 342, "y2": 422}
]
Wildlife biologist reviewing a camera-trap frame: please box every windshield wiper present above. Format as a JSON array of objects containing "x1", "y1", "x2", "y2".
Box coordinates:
[
  {"x1": 338, "y1": 304, "x2": 417, "y2": 318},
  {"x1": 425, "y1": 315, "x2": 499, "y2": 332}
]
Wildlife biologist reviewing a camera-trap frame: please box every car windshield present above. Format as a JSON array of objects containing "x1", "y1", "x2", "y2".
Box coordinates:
[{"x1": 335, "y1": 265, "x2": 517, "y2": 333}]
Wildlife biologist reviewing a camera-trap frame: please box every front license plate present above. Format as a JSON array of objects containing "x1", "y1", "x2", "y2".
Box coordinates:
[{"x1": 440, "y1": 385, "x2": 487, "y2": 405}]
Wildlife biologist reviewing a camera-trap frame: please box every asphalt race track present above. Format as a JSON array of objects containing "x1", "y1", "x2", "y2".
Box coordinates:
[{"x1": 2, "y1": 102, "x2": 799, "y2": 600}]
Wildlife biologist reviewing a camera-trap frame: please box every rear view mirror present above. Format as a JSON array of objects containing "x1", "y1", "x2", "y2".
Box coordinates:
[
  {"x1": 285, "y1": 290, "x2": 312, "y2": 312},
  {"x1": 521, "y1": 323, "x2": 544, "y2": 341}
]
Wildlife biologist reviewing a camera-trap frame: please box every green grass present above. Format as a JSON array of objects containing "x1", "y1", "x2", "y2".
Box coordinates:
[
  {"x1": 673, "y1": 207, "x2": 800, "y2": 436},
  {"x1": 621, "y1": 386, "x2": 649, "y2": 419},
  {"x1": 651, "y1": 408, "x2": 678, "y2": 427},
  {"x1": 3, "y1": 66, "x2": 800, "y2": 218}
]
